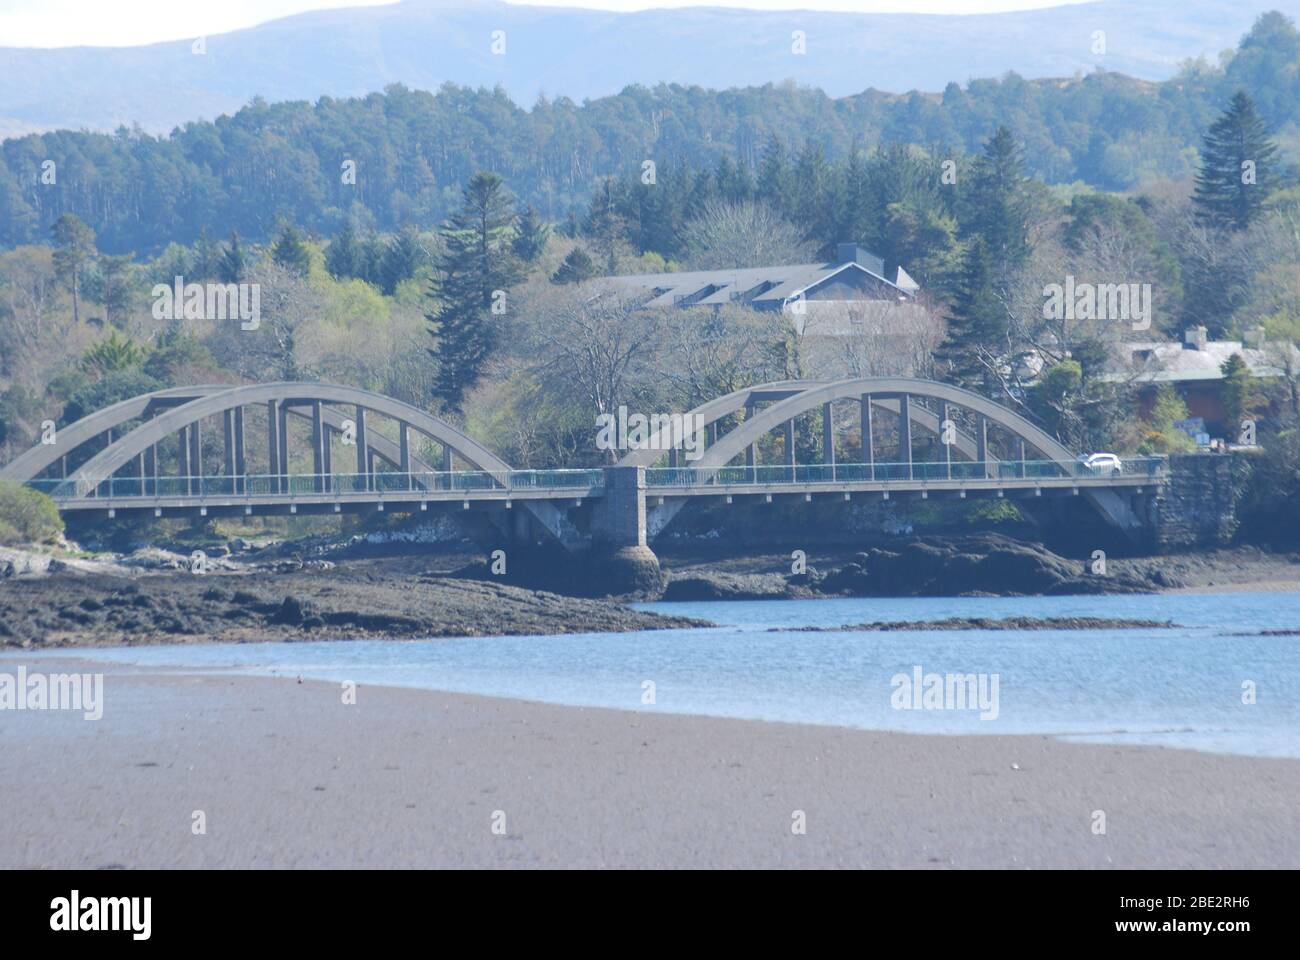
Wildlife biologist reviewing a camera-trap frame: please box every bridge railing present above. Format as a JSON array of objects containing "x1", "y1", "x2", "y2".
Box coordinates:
[
  {"x1": 505, "y1": 469, "x2": 605, "y2": 490},
  {"x1": 23, "y1": 459, "x2": 1163, "y2": 501},
  {"x1": 28, "y1": 469, "x2": 606, "y2": 501},
  {"x1": 644, "y1": 458, "x2": 1165, "y2": 488}
]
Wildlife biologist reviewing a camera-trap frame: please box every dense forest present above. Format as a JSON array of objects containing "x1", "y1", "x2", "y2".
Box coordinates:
[{"x1": 1, "y1": 13, "x2": 1297, "y2": 256}]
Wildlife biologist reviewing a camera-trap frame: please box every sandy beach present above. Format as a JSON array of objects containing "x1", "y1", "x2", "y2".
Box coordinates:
[{"x1": 2, "y1": 657, "x2": 1297, "y2": 869}]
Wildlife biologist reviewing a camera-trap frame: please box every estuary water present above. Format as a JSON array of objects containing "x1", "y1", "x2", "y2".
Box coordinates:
[{"x1": 12, "y1": 590, "x2": 1300, "y2": 758}]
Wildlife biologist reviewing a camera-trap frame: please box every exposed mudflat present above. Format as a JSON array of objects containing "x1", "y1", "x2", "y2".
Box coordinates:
[
  {"x1": 0, "y1": 555, "x2": 706, "y2": 649},
  {"x1": 780, "y1": 616, "x2": 1177, "y2": 632}
]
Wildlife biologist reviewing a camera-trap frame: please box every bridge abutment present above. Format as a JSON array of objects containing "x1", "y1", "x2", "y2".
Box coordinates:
[{"x1": 1152, "y1": 452, "x2": 1249, "y2": 550}]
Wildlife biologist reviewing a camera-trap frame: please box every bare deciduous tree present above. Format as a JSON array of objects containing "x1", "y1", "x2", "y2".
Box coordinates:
[
  {"x1": 521, "y1": 282, "x2": 665, "y2": 460},
  {"x1": 800, "y1": 299, "x2": 944, "y2": 380},
  {"x1": 207, "y1": 263, "x2": 325, "y2": 383},
  {"x1": 682, "y1": 200, "x2": 815, "y2": 270},
  {"x1": 655, "y1": 304, "x2": 790, "y2": 407},
  {"x1": 0, "y1": 245, "x2": 91, "y2": 388}
]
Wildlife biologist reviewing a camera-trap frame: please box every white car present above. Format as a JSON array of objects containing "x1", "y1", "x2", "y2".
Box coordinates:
[{"x1": 1078, "y1": 452, "x2": 1123, "y2": 476}]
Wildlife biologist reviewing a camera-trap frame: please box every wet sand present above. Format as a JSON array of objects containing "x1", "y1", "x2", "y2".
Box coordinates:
[{"x1": 2, "y1": 658, "x2": 1297, "y2": 869}]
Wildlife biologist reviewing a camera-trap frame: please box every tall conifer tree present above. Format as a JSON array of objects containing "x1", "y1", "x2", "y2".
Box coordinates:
[
  {"x1": 1193, "y1": 90, "x2": 1279, "y2": 232},
  {"x1": 934, "y1": 238, "x2": 1005, "y2": 393},
  {"x1": 218, "y1": 231, "x2": 246, "y2": 284},
  {"x1": 426, "y1": 172, "x2": 524, "y2": 414}
]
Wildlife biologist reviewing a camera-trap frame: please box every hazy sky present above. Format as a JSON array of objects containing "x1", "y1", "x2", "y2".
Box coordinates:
[{"x1": 0, "y1": 0, "x2": 1092, "y2": 48}]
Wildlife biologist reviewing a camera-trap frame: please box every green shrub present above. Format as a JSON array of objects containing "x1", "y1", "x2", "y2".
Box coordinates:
[
  {"x1": 0, "y1": 481, "x2": 64, "y2": 545},
  {"x1": 964, "y1": 499, "x2": 1024, "y2": 525}
]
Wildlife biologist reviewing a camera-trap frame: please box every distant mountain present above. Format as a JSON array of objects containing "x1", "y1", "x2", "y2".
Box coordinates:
[{"x1": 1, "y1": 0, "x2": 1296, "y2": 138}]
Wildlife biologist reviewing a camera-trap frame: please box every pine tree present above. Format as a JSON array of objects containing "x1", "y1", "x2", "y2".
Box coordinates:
[
  {"x1": 627, "y1": 164, "x2": 685, "y2": 258},
  {"x1": 80, "y1": 330, "x2": 148, "y2": 377},
  {"x1": 551, "y1": 248, "x2": 597, "y2": 284},
  {"x1": 271, "y1": 224, "x2": 312, "y2": 276},
  {"x1": 98, "y1": 254, "x2": 134, "y2": 330},
  {"x1": 512, "y1": 205, "x2": 551, "y2": 263},
  {"x1": 684, "y1": 160, "x2": 719, "y2": 220},
  {"x1": 50, "y1": 213, "x2": 97, "y2": 324},
  {"x1": 583, "y1": 177, "x2": 628, "y2": 272},
  {"x1": 934, "y1": 238, "x2": 1006, "y2": 393},
  {"x1": 426, "y1": 172, "x2": 525, "y2": 414},
  {"x1": 961, "y1": 127, "x2": 1031, "y2": 277},
  {"x1": 192, "y1": 227, "x2": 220, "y2": 281},
  {"x1": 714, "y1": 155, "x2": 753, "y2": 204},
  {"x1": 379, "y1": 228, "x2": 420, "y2": 295},
  {"x1": 357, "y1": 235, "x2": 387, "y2": 287},
  {"x1": 1219, "y1": 352, "x2": 1262, "y2": 432},
  {"x1": 326, "y1": 223, "x2": 362, "y2": 280},
  {"x1": 218, "y1": 231, "x2": 246, "y2": 284},
  {"x1": 1193, "y1": 90, "x2": 1279, "y2": 232},
  {"x1": 792, "y1": 145, "x2": 833, "y2": 243},
  {"x1": 838, "y1": 150, "x2": 875, "y2": 249},
  {"x1": 757, "y1": 135, "x2": 791, "y2": 217}
]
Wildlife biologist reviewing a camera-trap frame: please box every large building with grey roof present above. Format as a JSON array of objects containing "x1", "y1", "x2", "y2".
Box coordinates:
[{"x1": 601, "y1": 243, "x2": 920, "y2": 314}]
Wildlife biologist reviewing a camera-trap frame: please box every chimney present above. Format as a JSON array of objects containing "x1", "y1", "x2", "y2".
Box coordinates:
[
  {"x1": 1183, "y1": 326, "x2": 1208, "y2": 351},
  {"x1": 1244, "y1": 325, "x2": 1266, "y2": 350},
  {"x1": 835, "y1": 242, "x2": 886, "y2": 278}
]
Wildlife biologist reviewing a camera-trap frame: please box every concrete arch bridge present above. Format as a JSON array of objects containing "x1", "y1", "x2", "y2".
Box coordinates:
[{"x1": 1, "y1": 378, "x2": 1164, "y2": 551}]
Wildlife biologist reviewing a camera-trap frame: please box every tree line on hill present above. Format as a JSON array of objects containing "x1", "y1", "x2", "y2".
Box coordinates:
[
  {"x1": 3, "y1": 89, "x2": 1294, "y2": 397},
  {"x1": 0, "y1": 13, "x2": 1296, "y2": 258}
]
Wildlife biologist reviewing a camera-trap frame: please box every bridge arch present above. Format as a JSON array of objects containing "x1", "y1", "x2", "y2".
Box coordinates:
[
  {"x1": 618, "y1": 379, "x2": 820, "y2": 468},
  {"x1": 617, "y1": 378, "x2": 998, "y2": 469},
  {"x1": 677, "y1": 376, "x2": 1144, "y2": 535},
  {"x1": 0, "y1": 384, "x2": 450, "y2": 485},
  {"x1": 613, "y1": 377, "x2": 1019, "y2": 476},
  {"x1": 0, "y1": 385, "x2": 222, "y2": 483},
  {"x1": 695, "y1": 376, "x2": 1075, "y2": 470},
  {"x1": 63, "y1": 382, "x2": 512, "y2": 498}
]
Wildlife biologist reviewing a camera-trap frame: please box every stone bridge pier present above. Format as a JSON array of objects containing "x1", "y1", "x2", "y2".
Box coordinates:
[{"x1": 590, "y1": 465, "x2": 663, "y2": 596}]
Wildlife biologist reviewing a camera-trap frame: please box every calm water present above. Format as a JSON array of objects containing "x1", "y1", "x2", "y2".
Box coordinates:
[{"x1": 11, "y1": 591, "x2": 1300, "y2": 758}]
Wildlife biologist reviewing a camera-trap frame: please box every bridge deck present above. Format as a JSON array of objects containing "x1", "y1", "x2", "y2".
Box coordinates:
[
  {"x1": 34, "y1": 459, "x2": 1164, "y2": 514},
  {"x1": 649, "y1": 474, "x2": 1155, "y2": 499},
  {"x1": 645, "y1": 460, "x2": 1162, "y2": 487}
]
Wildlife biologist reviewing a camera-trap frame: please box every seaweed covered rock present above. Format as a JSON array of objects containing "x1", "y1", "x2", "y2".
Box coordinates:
[{"x1": 810, "y1": 534, "x2": 1156, "y2": 597}]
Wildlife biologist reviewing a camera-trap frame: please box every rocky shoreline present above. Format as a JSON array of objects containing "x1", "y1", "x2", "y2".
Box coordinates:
[
  {"x1": 661, "y1": 536, "x2": 1156, "y2": 600},
  {"x1": 2, "y1": 531, "x2": 1299, "y2": 649},
  {"x1": 660, "y1": 535, "x2": 1300, "y2": 601},
  {"x1": 0, "y1": 555, "x2": 707, "y2": 649}
]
